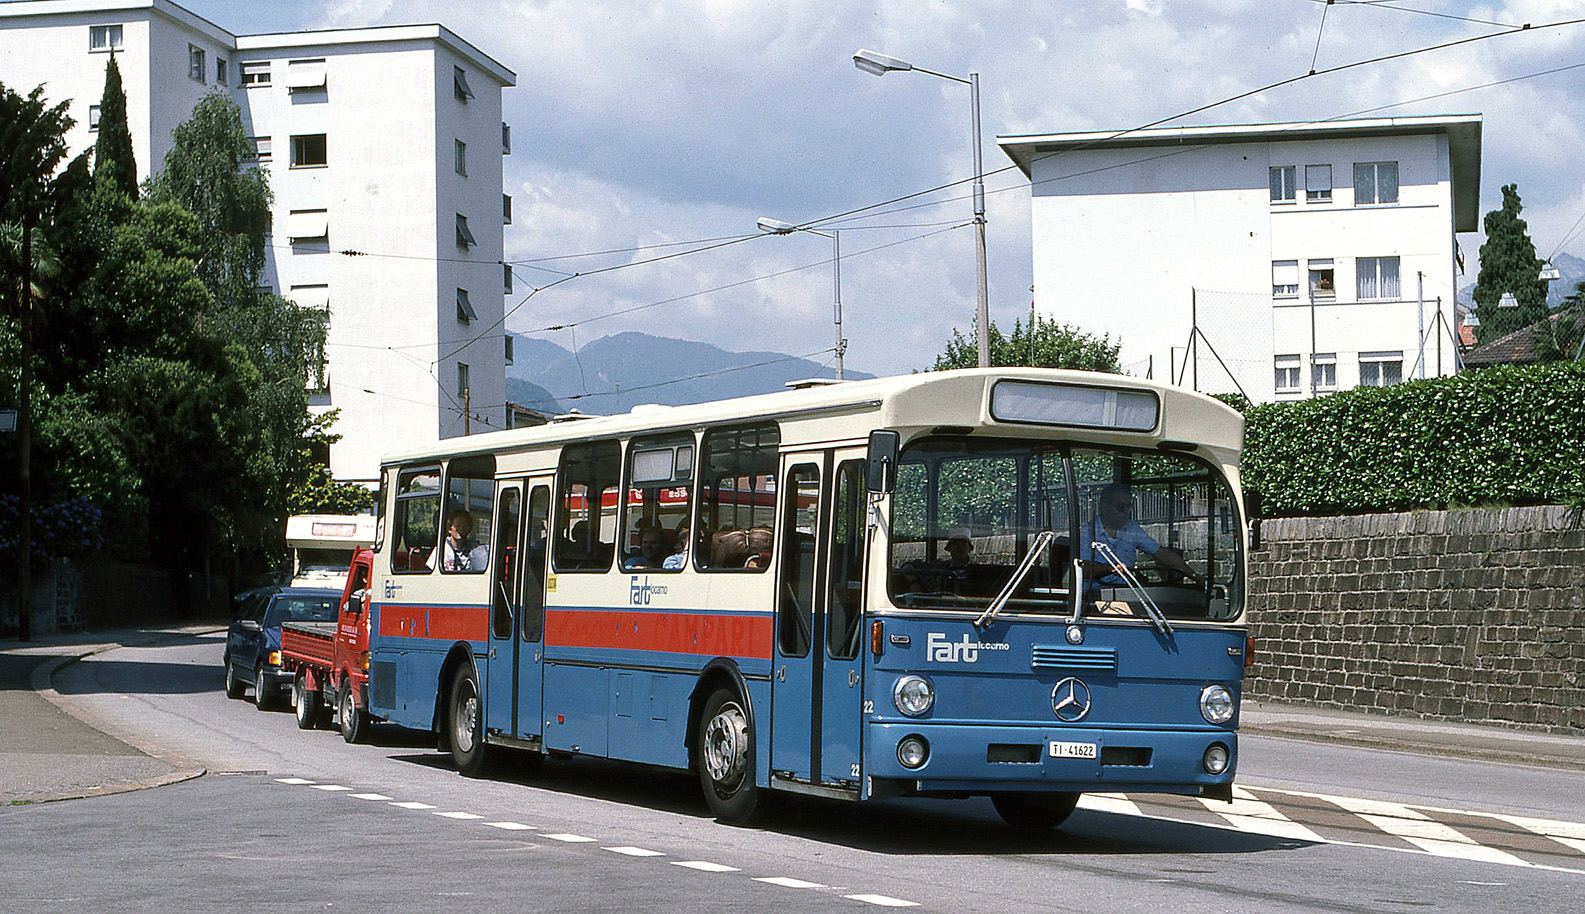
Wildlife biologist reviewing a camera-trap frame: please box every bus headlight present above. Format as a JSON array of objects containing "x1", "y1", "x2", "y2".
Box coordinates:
[
  {"x1": 893, "y1": 675, "x2": 935, "y2": 717},
  {"x1": 897, "y1": 736, "x2": 929, "y2": 769},
  {"x1": 1203, "y1": 743, "x2": 1231, "y2": 775},
  {"x1": 1199, "y1": 684, "x2": 1235, "y2": 724}
]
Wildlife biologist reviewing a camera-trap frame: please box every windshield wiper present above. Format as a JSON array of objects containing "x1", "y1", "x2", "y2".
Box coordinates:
[
  {"x1": 975, "y1": 530, "x2": 1056, "y2": 630},
  {"x1": 1091, "y1": 541, "x2": 1174, "y2": 636}
]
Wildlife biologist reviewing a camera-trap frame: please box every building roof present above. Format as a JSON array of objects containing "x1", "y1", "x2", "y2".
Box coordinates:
[
  {"x1": 1463, "y1": 307, "x2": 1581, "y2": 366},
  {"x1": 998, "y1": 114, "x2": 1483, "y2": 231}
]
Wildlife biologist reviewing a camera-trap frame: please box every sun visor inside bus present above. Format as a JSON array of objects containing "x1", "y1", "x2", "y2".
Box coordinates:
[
  {"x1": 989, "y1": 380, "x2": 1159, "y2": 432},
  {"x1": 448, "y1": 454, "x2": 496, "y2": 479}
]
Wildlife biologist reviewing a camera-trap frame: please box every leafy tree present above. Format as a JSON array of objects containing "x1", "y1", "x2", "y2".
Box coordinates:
[
  {"x1": 1472, "y1": 184, "x2": 1547, "y2": 343},
  {"x1": 92, "y1": 53, "x2": 137, "y2": 198},
  {"x1": 932, "y1": 315, "x2": 1121, "y2": 372}
]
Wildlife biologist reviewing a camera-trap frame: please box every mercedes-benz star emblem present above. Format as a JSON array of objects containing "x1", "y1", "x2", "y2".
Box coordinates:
[{"x1": 1051, "y1": 677, "x2": 1092, "y2": 722}]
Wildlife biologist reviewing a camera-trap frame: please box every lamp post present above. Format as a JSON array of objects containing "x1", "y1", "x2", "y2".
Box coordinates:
[
  {"x1": 757, "y1": 217, "x2": 846, "y2": 380},
  {"x1": 854, "y1": 48, "x2": 990, "y2": 368}
]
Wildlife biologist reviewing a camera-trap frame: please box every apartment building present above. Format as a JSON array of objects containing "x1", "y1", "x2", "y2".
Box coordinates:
[
  {"x1": 0, "y1": 0, "x2": 516, "y2": 482},
  {"x1": 999, "y1": 116, "x2": 1482, "y2": 402}
]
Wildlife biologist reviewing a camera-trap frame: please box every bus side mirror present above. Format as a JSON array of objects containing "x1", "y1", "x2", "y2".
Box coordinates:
[{"x1": 866, "y1": 430, "x2": 899, "y2": 493}]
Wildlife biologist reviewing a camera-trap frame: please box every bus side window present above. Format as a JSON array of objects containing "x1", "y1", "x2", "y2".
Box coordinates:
[
  {"x1": 390, "y1": 465, "x2": 441, "y2": 574},
  {"x1": 554, "y1": 440, "x2": 620, "y2": 572},
  {"x1": 698, "y1": 423, "x2": 780, "y2": 571}
]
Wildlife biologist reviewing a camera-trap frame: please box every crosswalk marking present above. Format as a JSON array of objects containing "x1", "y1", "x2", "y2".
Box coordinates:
[{"x1": 1079, "y1": 793, "x2": 1142, "y2": 817}]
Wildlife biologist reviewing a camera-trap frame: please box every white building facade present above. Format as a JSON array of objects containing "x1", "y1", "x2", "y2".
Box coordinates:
[
  {"x1": 0, "y1": 0, "x2": 516, "y2": 483},
  {"x1": 999, "y1": 117, "x2": 1482, "y2": 402}
]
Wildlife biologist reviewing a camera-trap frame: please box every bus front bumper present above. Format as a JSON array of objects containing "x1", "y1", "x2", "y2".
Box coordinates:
[{"x1": 864, "y1": 722, "x2": 1236, "y2": 798}]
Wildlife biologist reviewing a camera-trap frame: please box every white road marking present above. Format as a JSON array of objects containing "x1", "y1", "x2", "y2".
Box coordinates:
[
  {"x1": 604, "y1": 846, "x2": 665, "y2": 857},
  {"x1": 754, "y1": 877, "x2": 826, "y2": 889},
  {"x1": 390, "y1": 801, "x2": 436, "y2": 810},
  {"x1": 1079, "y1": 793, "x2": 1142, "y2": 816},
  {"x1": 349, "y1": 793, "x2": 392, "y2": 800},
  {"x1": 274, "y1": 777, "x2": 315, "y2": 785},
  {"x1": 485, "y1": 822, "x2": 536, "y2": 831},
  {"x1": 843, "y1": 894, "x2": 920, "y2": 907},
  {"x1": 544, "y1": 833, "x2": 596, "y2": 843},
  {"x1": 1317, "y1": 796, "x2": 1532, "y2": 866},
  {"x1": 672, "y1": 861, "x2": 739, "y2": 872},
  {"x1": 1492, "y1": 813, "x2": 1585, "y2": 850},
  {"x1": 311, "y1": 784, "x2": 351, "y2": 792},
  {"x1": 1199, "y1": 787, "x2": 1325, "y2": 842},
  {"x1": 435, "y1": 811, "x2": 484, "y2": 820}
]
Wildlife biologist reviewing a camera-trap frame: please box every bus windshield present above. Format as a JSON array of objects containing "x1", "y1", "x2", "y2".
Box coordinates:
[{"x1": 887, "y1": 436, "x2": 1242, "y2": 621}]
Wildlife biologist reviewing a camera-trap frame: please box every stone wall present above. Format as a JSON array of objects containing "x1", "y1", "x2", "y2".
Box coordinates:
[{"x1": 1246, "y1": 506, "x2": 1585, "y2": 733}]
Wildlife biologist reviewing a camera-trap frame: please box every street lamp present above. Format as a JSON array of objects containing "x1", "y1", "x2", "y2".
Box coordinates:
[
  {"x1": 758, "y1": 217, "x2": 846, "y2": 380},
  {"x1": 854, "y1": 48, "x2": 990, "y2": 368}
]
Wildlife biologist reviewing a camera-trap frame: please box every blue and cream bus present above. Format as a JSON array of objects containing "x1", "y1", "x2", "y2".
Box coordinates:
[{"x1": 362, "y1": 368, "x2": 1250, "y2": 827}]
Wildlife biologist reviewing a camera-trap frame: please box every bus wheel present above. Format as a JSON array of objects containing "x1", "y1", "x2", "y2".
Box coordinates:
[
  {"x1": 697, "y1": 688, "x2": 764, "y2": 825},
  {"x1": 991, "y1": 792, "x2": 1080, "y2": 831},
  {"x1": 339, "y1": 682, "x2": 368, "y2": 744},
  {"x1": 448, "y1": 665, "x2": 496, "y2": 777},
  {"x1": 293, "y1": 671, "x2": 321, "y2": 730}
]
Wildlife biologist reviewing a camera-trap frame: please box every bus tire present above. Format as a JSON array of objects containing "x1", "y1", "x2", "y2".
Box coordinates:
[
  {"x1": 696, "y1": 688, "x2": 764, "y2": 825},
  {"x1": 224, "y1": 656, "x2": 245, "y2": 699},
  {"x1": 448, "y1": 664, "x2": 496, "y2": 777},
  {"x1": 293, "y1": 671, "x2": 321, "y2": 730},
  {"x1": 339, "y1": 681, "x2": 369, "y2": 744},
  {"x1": 991, "y1": 792, "x2": 1080, "y2": 831}
]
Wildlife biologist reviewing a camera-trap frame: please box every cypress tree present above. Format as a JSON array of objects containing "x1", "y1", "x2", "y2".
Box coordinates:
[
  {"x1": 93, "y1": 51, "x2": 138, "y2": 197},
  {"x1": 1471, "y1": 184, "x2": 1547, "y2": 343}
]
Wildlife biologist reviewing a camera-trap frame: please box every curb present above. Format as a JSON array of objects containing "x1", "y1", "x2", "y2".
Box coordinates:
[
  {"x1": 20, "y1": 628, "x2": 226, "y2": 803},
  {"x1": 1242, "y1": 722, "x2": 1585, "y2": 773}
]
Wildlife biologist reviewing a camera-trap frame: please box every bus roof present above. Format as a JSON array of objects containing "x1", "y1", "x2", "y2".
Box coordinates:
[{"x1": 382, "y1": 368, "x2": 1244, "y2": 466}]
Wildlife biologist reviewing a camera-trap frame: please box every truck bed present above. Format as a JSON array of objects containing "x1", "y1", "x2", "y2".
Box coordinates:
[{"x1": 281, "y1": 620, "x2": 338, "y2": 669}]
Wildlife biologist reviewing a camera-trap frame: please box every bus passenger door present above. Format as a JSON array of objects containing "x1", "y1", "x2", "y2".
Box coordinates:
[
  {"x1": 516, "y1": 481, "x2": 552, "y2": 740},
  {"x1": 819, "y1": 456, "x2": 868, "y2": 788},
  {"x1": 486, "y1": 484, "x2": 523, "y2": 736},
  {"x1": 771, "y1": 459, "x2": 824, "y2": 782}
]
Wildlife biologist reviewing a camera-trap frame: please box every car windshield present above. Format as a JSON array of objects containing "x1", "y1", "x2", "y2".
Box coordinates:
[
  {"x1": 266, "y1": 596, "x2": 338, "y2": 626},
  {"x1": 888, "y1": 437, "x2": 1242, "y2": 621}
]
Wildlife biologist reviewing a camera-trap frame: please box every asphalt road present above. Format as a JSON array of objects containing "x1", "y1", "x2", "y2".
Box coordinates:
[{"x1": 3, "y1": 632, "x2": 1582, "y2": 913}]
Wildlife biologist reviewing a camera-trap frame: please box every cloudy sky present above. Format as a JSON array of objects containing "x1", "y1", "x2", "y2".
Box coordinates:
[{"x1": 176, "y1": 0, "x2": 1585, "y2": 380}]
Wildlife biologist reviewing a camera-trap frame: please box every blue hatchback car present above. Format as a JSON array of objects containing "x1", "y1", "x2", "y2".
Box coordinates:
[{"x1": 223, "y1": 586, "x2": 339, "y2": 709}]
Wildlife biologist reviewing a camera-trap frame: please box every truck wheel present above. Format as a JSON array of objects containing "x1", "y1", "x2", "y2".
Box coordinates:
[
  {"x1": 224, "y1": 656, "x2": 245, "y2": 699},
  {"x1": 991, "y1": 792, "x2": 1080, "y2": 831},
  {"x1": 448, "y1": 665, "x2": 497, "y2": 777},
  {"x1": 696, "y1": 688, "x2": 765, "y2": 825},
  {"x1": 254, "y1": 664, "x2": 278, "y2": 711},
  {"x1": 339, "y1": 681, "x2": 369, "y2": 744},
  {"x1": 293, "y1": 671, "x2": 321, "y2": 730}
]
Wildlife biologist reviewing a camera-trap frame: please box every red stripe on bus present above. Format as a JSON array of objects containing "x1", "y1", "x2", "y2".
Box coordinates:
[
  {"x1": 546, "y1": 609, "x2": 772, "y2": 659},
  {"x1": 377, "y1": 605, "x2": 488, "y2": 642}
]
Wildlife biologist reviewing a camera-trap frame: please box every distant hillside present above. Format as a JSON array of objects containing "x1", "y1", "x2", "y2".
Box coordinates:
[
  {"x1": 1459, "y1": 251, "x2": 1585, "y2": 309},
  {"x1": 505, "y1": 332, "x2": 872, "y2": 416}
]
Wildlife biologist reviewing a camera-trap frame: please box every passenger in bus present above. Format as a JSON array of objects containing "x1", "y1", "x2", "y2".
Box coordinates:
[
  {"x1": 1079, "y1": 483, "x2": 1198, "y2": 586},
  {"x1": 436, "y1": 509, "x2": 489, "y2": 573},
  {"x1": 661, "y1": 520, "x2": 691, "y2": 570},
  {"x1": 898, "y1": 527, "x2": 978, "y2": 594},
  {"x1": 624, "y1": 525, "x2": 673, "y2": 570},
  {"x1": 743, "y1": 527, "x2": 773, "y2": 568}
]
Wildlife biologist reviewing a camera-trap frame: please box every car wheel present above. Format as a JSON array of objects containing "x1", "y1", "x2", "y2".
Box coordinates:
[
  {"x1": 991, "y1": 792, "x2": 1080, "y2": 831},
  {"x1": 339, "y1": 681, "x2": 369, "y2": 745},
  {"x1": 254, "y1": 664, "x2": 277, "y2": 711},
  {"x1": 696, "y1": 688, "x2": 766, "y2": 825},
  {"x1": 224, "y1": 656, "x2": 245, "y2": 699},
  {"x1": 448, "y1": 664, "x2": 497, "y2": 777},
  {"x1": 293, "y1": 671, "x2": 321, "y2": 729}
]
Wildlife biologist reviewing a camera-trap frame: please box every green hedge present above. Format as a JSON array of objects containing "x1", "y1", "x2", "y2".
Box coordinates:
[{"x1": 1242, "y1": 361, "x2": 1585, "y2": 516}]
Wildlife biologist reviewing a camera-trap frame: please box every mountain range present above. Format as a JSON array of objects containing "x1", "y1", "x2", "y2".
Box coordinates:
[
  {"x1": 1458, "y1": 251, "x2": 1585, "y2": 310},
  {"x1": 505, "y1": 332, "x2": 874, "y2": 417}
]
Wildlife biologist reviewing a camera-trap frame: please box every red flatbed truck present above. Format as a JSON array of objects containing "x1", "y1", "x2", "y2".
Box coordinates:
[{"x1": 281, "y1": 547, "x2": 376, "y2": 742}]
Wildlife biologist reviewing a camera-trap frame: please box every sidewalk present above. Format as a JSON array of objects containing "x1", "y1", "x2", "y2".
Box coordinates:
[
  {"x1": 0, "y1": 624, "x2": 218, "y2": 806},
  {"x1": 3, "y1": 624, "x2": 1583, "y2": 807}
]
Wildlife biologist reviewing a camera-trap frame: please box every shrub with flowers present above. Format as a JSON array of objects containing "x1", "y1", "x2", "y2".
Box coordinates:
[{"x1": 0, "y1": 494, "x2": 106, "y2": 559}]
